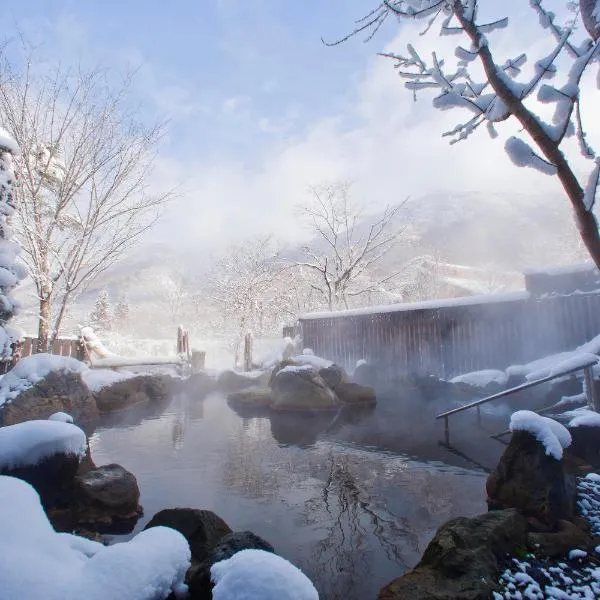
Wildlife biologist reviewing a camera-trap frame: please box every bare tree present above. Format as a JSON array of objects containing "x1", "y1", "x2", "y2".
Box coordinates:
[
  {"x1": 0, "y1": 45, "x2": 174, "y2": 350},
  {"x1": 297, "y1": 182, "x2": 411, "y2": 310},
  {"x1": 207, "y1": 236, "x2": 291, "y2": 365},
  {"x1": 329, "y1": 1, "x2": 600, "y2": 269}
]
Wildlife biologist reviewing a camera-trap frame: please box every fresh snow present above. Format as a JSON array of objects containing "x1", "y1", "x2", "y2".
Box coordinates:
[
  {"x1": 450, "y1": 369, "x2": 508, "y2": 388},
  {"x1": 81, "y1": 368, "x2": 136, "y2": 392},
  {"x1": 525, "y1": 353, "x2": 598, "y2": 382},
  {"x1": 300, "y1": 291, "x2": 530, "y2": 320},
  {"x1": 0, "y1": 476, "x2": 191, "y2": 600},
  {"x1": 509, "y1": 410, "x2": 571, "y2": 460},
  {"x1": 0, "y1": 353, "x2": 87, "y2": 406},
  {"x1": 48, "y1": 411, "x2": 74, "y2": 423},
  {"x1": 568, "y1": 549, "x2": 588, "y2": 560},
  {"x1": 566, "y1": 408, "x2": 600, "y2": 428},
  {"x1": 0, "y1": 420, "x2": 87, "y2": 469},
  {"x1": 292, "y1": 354, "x2": 333, "y2": 369},
  {"x1": 211, "y1": 549, "x2": 319, "y2": 600},
  {"x1": 279, "y1": 364, "x2": 314, "y2": 375}
]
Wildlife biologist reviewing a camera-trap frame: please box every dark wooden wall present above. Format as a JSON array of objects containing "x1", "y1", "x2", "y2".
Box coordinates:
[{"x1": 298, "y1": 292, "x2": 600, "y2": 380}]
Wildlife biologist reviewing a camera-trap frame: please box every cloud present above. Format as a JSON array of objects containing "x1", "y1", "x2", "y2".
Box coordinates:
[{"x1": 153, "y1": 6, "x2": 600, "y2": 254}]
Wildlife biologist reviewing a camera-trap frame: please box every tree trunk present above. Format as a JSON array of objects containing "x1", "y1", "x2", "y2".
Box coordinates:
[{"x1": 37, "y1": 295, "x2": 51, "y2": 353}]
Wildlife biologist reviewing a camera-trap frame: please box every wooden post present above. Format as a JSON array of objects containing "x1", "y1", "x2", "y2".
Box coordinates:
[
  {"x1": 444, "y1": 416, "x2": 450, "y2": 446},
  {"x1": 476, "y1": 405, "x2": 482, "y2": 426},
  {"x1": 243, "y1": 332, "x2": 253, "y2": 372},
  {"x1": 177, "y1": 326, "x2": 184, "y2": 354},
  {"x1": 191, "y1": 350, "x2": 206, "y2": 373},
  {"x1": 584, "y1": 365, "x2": 599, "y2": 412}
]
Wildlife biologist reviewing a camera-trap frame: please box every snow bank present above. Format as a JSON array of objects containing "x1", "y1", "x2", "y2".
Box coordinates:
[
  {"x1": 566, "y1": 408, "x2": 600, "y2": 428},
  {"x1": 509, "y1": 410, "x2": 572, "y2": 459},
  {"x1": 0, "y1": 475, "x2": 191, "y2": 600},
  {"x1": 525, "y1": 352, "x2": 598, "y2": 382},
  {"x1": 211, "y1": 549, "x2": 319, "y2": 600},
  {"x1": 279, "y1": 364, "x2": 314, "y2": 375},
  {"x1": 0, "y1": 420, "x2": 87, "y2": 469},
  {"x1": 82, "y1": 368, "x2": 136, "y2": 392},
  {"x1": 450, "y1": 369, "x2": 508, "y2": 388},
  {"x1": 0, "y1": 353, "x2": 87, "y2": 406},
  {"x1": 292, "y1": 354, "x2": 333, "y2": 370},
  {"x1": 300, "y1": 290, "x2": 530, "y2": 320}
]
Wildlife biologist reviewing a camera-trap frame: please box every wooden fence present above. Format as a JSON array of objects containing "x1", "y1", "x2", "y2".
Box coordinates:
[{"x1": 297, "y1": 291, "x2": 600, "y2": 381}]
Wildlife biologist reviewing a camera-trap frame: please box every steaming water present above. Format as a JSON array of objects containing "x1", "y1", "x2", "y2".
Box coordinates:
[{"x1": 89, "y1": 391, "x2": 487, "y2": 600}]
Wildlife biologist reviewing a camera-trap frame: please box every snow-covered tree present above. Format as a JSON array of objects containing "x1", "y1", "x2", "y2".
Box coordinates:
[
  {"x1": 0, "y1": 44, "x2": 174, "y2": 351},
  {"x1": 207, "y1": 236, "x2": 291, "y2": 365},
  {"x1": 331, "y1": 1, "x2": 600, "y2": 269},
  {"x1": 114, "y1": 295, "x2": 131, "y2": 330},
  {"x1": 88, "y1": 290, "x2": 112, "y2": 333},
  {"x1": 0, "y1": 128, "x2": 25, "y2": 358},
  {"x1": 297, "y1": 182, "x2": 412, "y2": 310}
]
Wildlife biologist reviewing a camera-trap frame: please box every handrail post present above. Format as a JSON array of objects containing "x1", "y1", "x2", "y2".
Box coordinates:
[
  {"x1": 584, "y1": 365, "x2": 598, "y2": 412},
  {"x1": 444, "y1": 416, "x2": 449, "y2": 446},
  {"x1": 476, "y1": 405, "x2": 482, "y2": 426}
]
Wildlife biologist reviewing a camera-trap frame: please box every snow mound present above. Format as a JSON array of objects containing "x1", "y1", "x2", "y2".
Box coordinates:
[
  {"x1": 0, "y1": 420, "x2": 87, "y2": 469},
  {"x1": 566, "y1": 408, "x2": 600, "y2": 428},
  {"x1": 509, "y1": 410, "x2": 572, "y2": 460},
  {"x1": 292, "y1": 354, "x2": 332, "y2": 370},
  {"x1": 0, "y1": 475, "x2": 191, "y2": 600},
  {"x1": 450, "y1": 369, "x2": 508, "y2": 388},
  {"x1": 48, "y1": 411, "x2": 74, "y2": 423},
  {"x1": 279, "y1": 364, "x2": 314, "y2": 375},
  {"x1": 82, "y1": 368, "x2": 136, "y2": 392},
  {"x1": 0, "y1": 353, "x2": 87, "y2": 406},
  {"x1": 525, "y1": 352, "x2": 598, "y2": 382},
  {"x1": 211, "y1": 549, "x2": 319, "y2": 600}
]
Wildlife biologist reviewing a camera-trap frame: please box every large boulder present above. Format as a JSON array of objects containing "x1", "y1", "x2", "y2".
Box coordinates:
[
  {"x1": 527, "y1": 518, "x2": 594, "y2": 558},
  {"x1": 93, "y1": 375, "x2": 174, "y2": 412},
  {"x1": 378, "y1": 509, "x2": 527, "y2": 600},
  {"x1": 271, "y1": 366, "x2": 340, "y2": 412},
  {"x1": 144, "y1": 507, "x2": 232, "y2": 563},
  {"x1": 486, "y1": 430, "x2": 576, "y2": 527},
  {"x1": 334, "y1": 382, "x2": 377, "y2": 407},
  {"x1": 567, "y1": 424, "x2": 600, "y2": 469},
  {"x1": 217, "y1": 370, "x2": 269, "y2": 393},
  {"x1": 318, "y1": 363, "x2": 348, "y2": 389},
  {"x1": 227, "y1": 387, "x2": 274, "y2": 413},
  {"x1": 0, "y1": 370, "x2": 98, "y2": 426},
  {"x1": 188, "y1": 531, "x2": 275, "y2": 600},
  {"x1": 2, "y1": 452, "x2": 80, "y2": 510},
  {"x1": 73, "y1": 463, "x2": 142, "y2": 531},
  {"x1": 353, "y1": 361, "x2": 378, "y2": 387}
]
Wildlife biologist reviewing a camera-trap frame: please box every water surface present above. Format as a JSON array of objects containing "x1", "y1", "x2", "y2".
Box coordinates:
[{"x1": 89, "y1": 391, "x2": 487, "y2": 600}]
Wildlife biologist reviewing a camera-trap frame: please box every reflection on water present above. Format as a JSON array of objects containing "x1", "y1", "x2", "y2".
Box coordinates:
[{"x1": 89, "y1": 391, "x2": 486, "y2": 600}]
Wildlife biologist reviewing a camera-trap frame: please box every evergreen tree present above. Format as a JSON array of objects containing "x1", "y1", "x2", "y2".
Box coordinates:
[
  {"x1": 114, "y1": 295, "x2": 131, "y2": 330},
  {"x1": 89, "y1": 290, "x2": 112, "y2": 332},
  {"x1": 0, "y1": 129, "x2": 25, "y2": 358}
]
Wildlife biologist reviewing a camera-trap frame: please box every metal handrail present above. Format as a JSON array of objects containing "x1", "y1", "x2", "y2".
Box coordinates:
[{"x1": 436, "y1": 358, "x2": 598, "y2": 445}]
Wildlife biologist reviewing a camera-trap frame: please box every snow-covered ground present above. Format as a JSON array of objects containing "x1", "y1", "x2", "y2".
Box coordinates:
[
  {"x1": 0, "y1": 476, "x2": 191, "y2": 600},
  {"x1": 494, "y1": 473, "x2": 600, "y2": 600}
]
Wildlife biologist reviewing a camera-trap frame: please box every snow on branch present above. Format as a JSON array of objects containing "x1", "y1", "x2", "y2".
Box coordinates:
[{"x1": 505, "y1": 136, "x2": 557, "y2": 175}]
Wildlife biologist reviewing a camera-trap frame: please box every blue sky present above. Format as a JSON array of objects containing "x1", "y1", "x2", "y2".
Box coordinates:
[
  {"x1": 2, "y1": 0, "x2": 389, "y2": 163},
  {"x1": 1, "y1": 1, "x2": 596, "y2": 251}
]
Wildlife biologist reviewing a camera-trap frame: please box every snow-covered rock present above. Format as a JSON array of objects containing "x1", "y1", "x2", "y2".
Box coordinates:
[
  {"x1": 0, "y1": 475, "x2": 191, "y2": 600},
  {"x1": 0, "y1": 353, "x2": 88, "y2": 407},
  {"x1": 0, "y1": 420, "x2": 87, "y2": 470},
  {"x1": 48, "y1": 411, "x2": 74, "y2": 423},
  {"x1": 211, "y1": 549, "x2": 319, "y2": 600},
  {"x1": 510, "y1": 410, "x2": 571, "y2": 460},
  {"x1": 450, "y1": 369, "x2": 508, "y2": 389}
]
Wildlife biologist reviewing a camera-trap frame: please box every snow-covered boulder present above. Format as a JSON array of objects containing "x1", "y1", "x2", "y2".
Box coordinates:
[
  {"x1": 217, "y1": 369, "x2": 269, "y2": 393},
  {"x1": 93, "y1": 374, "x2": 175, "y2": 413},
  {"x1": 74, "y1": 464, "x2": 142, "y2": 532},
  {"x1": 0, "y1": 356, "x2": 97, "y2": 426},
  {"x1": 188, "y1": 531, "x2": 276, "y2": 599},
  {"x1": 486, "y1": 412, "x2": 576, "y2": 526},
  {"x1": 211, "y1": 549, "x2": 319, "y2": 600},
  {"x1": 144, "y1": 508, "x2": 232, "y2": 563},
  {"x1": 352, "y1": 360, "x2": 377, "y2": 387},
  {"x1": 271, "y1": 365, "x2": 339, "y2": 412},
  {"x1": 0, "y1": 420, "x2": 87, "y2": 509},
  {"x1": 0, "y1": 475, "x2": 191, "y2": 600}
]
